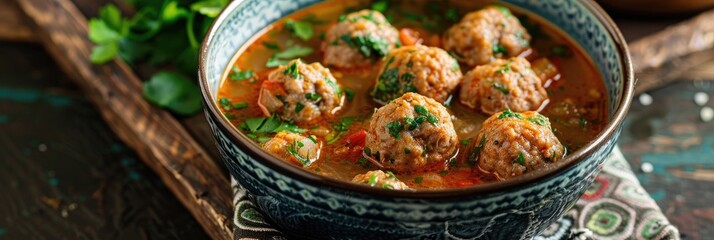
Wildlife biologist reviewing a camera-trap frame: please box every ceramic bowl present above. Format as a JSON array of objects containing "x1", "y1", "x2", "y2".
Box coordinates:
[{"x1": 199, "y1": 0, "x2": 634, "y2": 239}]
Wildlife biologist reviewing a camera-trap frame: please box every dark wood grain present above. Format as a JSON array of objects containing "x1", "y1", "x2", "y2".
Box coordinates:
[
  {"x1": 0, "y1": 42, "x2": 208, "y2": 239},
  {"x1": 14, "y1": 0, "x2": 233, "y2": 239},
  {"x1": 628, "y1": 9, "x2": 714, "y2": 94},
  {"x1": 0, "y1": 0, "x2": 34, "y2": 42}
]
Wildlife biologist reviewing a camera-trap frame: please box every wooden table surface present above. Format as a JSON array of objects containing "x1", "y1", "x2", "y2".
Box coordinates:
[{"x1": 0, "y1": 6, "x2": 712, "y2": 240}]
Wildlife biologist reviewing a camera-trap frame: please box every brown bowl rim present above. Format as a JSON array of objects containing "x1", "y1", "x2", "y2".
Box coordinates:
[{"x1": 198, "y1": 0, "x2": 635, "y2": 199}]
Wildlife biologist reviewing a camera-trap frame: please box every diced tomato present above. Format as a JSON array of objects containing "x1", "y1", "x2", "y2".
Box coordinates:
[
  {"x1": 345, "y1": 130, "x2": 366, "y2": 148},
  {"x1": 399, "y1": 28, "x2": 423, "y2": 46}
]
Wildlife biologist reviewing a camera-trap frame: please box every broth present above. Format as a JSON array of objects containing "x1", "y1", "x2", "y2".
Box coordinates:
[{"x1": 217, "y1": 0, "x2": 607, "y2": 189}]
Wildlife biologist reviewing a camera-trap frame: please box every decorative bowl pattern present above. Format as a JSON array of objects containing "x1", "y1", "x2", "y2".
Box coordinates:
[{"x1": 199, "y1": 0, "x2": 634, "y2": 239}]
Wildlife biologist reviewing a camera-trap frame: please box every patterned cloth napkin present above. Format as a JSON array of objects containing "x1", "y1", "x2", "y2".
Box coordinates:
[{"x1": 230, "y1": 147, "x2": 680, "y2": 239}]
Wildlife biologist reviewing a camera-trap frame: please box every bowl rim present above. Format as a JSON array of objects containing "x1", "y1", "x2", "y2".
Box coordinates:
[{"x1": 199, "y1": 0, "x2": 635, "y2": 199}]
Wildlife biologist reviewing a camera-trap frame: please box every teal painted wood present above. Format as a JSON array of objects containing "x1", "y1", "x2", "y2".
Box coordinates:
[
  {"x1": 199, "y1": 0, "x2": 632, "y2": 238},
  {"x1": 0, "y1": 43, "x2": 208, "y2": 239}
]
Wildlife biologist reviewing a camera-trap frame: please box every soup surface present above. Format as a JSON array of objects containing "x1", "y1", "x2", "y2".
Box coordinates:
[{"x1": 217, "y1": 0, "x2": 607, "y2": 190}]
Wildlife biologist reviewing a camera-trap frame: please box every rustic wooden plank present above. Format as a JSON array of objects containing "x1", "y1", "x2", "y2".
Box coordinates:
[
  {"x1": 14, "y1": 0, "x2": 233, "y2": 239},
  {"x1": 629, "y1": 9, "x2": 714, "y2": 94},
  {"x1": 0, "y1": 0, "x2": 35, "y2": 42}
]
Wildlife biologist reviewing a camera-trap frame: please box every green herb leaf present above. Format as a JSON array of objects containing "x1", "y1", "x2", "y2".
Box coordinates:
[
  {"x1": 190, "y1": 0, "x2": 225, "y2": 18},
  {"x1": 295, "y1": 102, "x2": 305, "y2": 113},
  {"x1": 445, "y1": 8, "x2": 459, "y2": 22},
  {"x1": 285, "y1": 19, "x2": 314, "y2": 41},
  {"x1": 414, "y1": 176, "x2": 423, "y2": 184},
  {"x1": 498, "y1": 109, "x2": 523, "y2": 119},
  {"x1": 368, "y1": 173, "x2": 378, "y2": 186},
  {"x1": 161, "y1": 1, "x2": 190, "y2": 23},
  {"x1": 286, "y1": 140, "x2": 311, "y2": 166},
  {"x1": 305, "y1": 93, "x2": 322, "y2": 101},
  {"x1": 284, "y1": 61, "x2": 302, "y2": 79},
  {"x1": 414, "y1": 105, "x2": 429, "y2": 115},
  {"x1": 492, "y1": 83, "x2": 510, "y2": 94},
  {"x1": 90, "y1": 42, "x2": 119, "y2": 64},
  {"x1": 460, "y1": 139, "x2": 471, "y2": 146},
  {"x1": 274, "y1": 45, "x2": 314, "y2": 59},
  {"x1": 514, "y1": 152, "x2": 526, "y2": 165},
  {"x1": 386, "y1": 120, "x2": 404, "y2": 138},
  {"x1": 403, "y1": 148, "x2": 411, "y2": 154},
  {"x1": 344, "y1": 89, "x2": 356, "y2": 101},
  {"x1": 89, "y1": 19, "x2": 123, "y2": 44},
  {"x1": 371, "y1": 0, "x2": 388, "y2": 12},
  {"x1": 263, "y1": 41, "x2": 280, "y2": 50},
  {"x1": 492, "y1": 44, "x2": 507, "y2": 55},
  {"x1": 143, "y1": 71, "x2": 202, "y2": 115},
  {"x1": 229, "y1": 66, "x2": 255, "y2": 81},
  {"x1": 527, "y1": 115, "x2": 548, "y2": 126}
]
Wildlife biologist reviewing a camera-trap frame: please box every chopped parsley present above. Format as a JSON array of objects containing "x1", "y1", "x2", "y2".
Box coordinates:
[
  {"x1": 493, "y1": 5, "x2": 512, "y2": 18},
  {"x1": 285, "y1": 19, "x2": 314, "y2": 41},
  {"x1": 406, "y1": 61, "x2": 413, "y2": 68},
  {"x1": 239, "y1": 115, "x2": 306, "y2": 135},
  {"x1": 284, "y1": 61, "x2": 301, "y2": 79},
  {"x1": 438, "y1": 170, "x2": 449, "y2": 175},
  {"x1": 338, "y1": 15, "x2": 347, "y2": 22},
  {"x1": 498, "y1": 109, "x2": 523, "y2": 119},
  {"x1": 414, "y1": 176, "x2": 423, "y2": 184},
  {"x1": 326, "y1": 117, "x2": 357, "y2": 144},
  {"x1": 286, "y1": 140, "x2": 311, "y2": 166},
  {"x1": 404, "y1": 117, "x2": 418, "y2": 130},
  {"x1": 368, "y1": 173, "x2": 378, "y2": 187},
  {"x1": 229, "y1": 67, "x2": 255, "y2": 81},
  {"x1": 386, "y1": 120, "x2": 404, "y2": 138},
  {"x1": 294, "y1": 102, "x2": 305, "y2": 113},
  {"x1": 266, "y1": 45, "x2": 314, "y2": 68},
  {"x1": 385, "y1": 171, "x2": 397, "y2": 180},
  {"x1": 467, "y1": 135, "x2": 486, "y2": 165},
  {"x1": 340, "y1": 34, "x2": 390, "y2": 59},
  {"x1": 371, "y1": 0, "x2": 388, "y2": 12},
  {"x1": 579, "y1": 118, "x2": 588, "y2": 129},
  {"x1": 404, "y1": 148, "x2": 411, "y2": 154},
  {"x1": 492, "y1": 83, "x2": 510, "y2": 94},
  {"x1": 305, "y1": 93, "x2": 322, "y2": 101},
  {"x1": 344, "y1": 89, "x2": 356, "y2": 101},
  {"x1": 492, "y1": 44, "x2": 507, "y2": 55},
  {"x1": 496, "y1": 61, "x2": 513, "y2": 74},
  {"x1": 514, "y1": 152, "x2": 526, "y2": 165},
  {"x1": 460, "y1": 139, "x2": 471, "y2": 146},
  {"x1": 372, "y1": 68, "x2": 401, "y2": 102},
  {"x1": 527, "y1": 115, "x2": 548, "y2": 126},
  {"x1": 325, "y1": 77, "x2": 342, "y2": 95},
  {"x1": 262, "y1": 41, "x2": 280, "y2": 50},
  {"x1": 414, "y1": 105, "x2": 438, "y2": 126},
  {"x1": 382, "y1": 183, "x2": 394, "y2": 189}
]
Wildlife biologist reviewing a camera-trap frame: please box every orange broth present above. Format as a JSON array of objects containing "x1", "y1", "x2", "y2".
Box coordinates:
[{"x1": 217, "y1": 0, "x2": 607, "y2": 189}]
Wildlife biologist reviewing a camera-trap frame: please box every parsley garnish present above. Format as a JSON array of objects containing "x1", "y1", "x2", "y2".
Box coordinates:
[
  {"x1": 284, "y1": 61, "x2": 301, "y2": 79},
  {"x1": 414, "y1": 105, "x2": 438, "y2": 126},
  {"x1": 294, "y1": 102, "x2": 305, "y2": 113},
  {"x1": 266, "y1": 45, "x2": 314, "y2": 68},
  {"x1": 285, "y1": 19, "x2": 314, "y2": 41},
  {"x1": 386, "y1": 120, "x2": 404, "y2": 138},
  {"x1": 344, "y1": 89, "x2": 356, "y2": 101},
  {"x1": 467, "y1": 135, "x2": 486, "y2": 165},
  {"x1": 262, "y1": 41, "x2": 280, "y2": 50},
  {"x1": 493, "y1": 44, "x2": 507, "y2": 55},
  {"x1": 340, "y1": 34, "x2": 390, "y2": 59},
  {"x1": 382, "y1": 183, "x2": 394, "y2": 189},
  {"x1": 239, "y1": 115, "x2": 306, "y2": 135},
  {"x1": 372, "y1": 68, "x2": 401, "y2": 102},
  {"x1": 404, "y1": 148, "x2": 411, "y2": 154},
  {"x1": 229, "y1": 66, "x2": 255, "y2": 81},
  {"x1": 371, "y1": 0, "x2": 388, "y2": 12},
  {"x1": 286, "y1": 140, "x2": 311, "y2": 166},
  {"x1": 445, "y1": 8, "x2": 459, "y2": 22},
  {"x1": 326, "y1": 117, "x2": 357, "y2": 144},
  {"x1": 498, "y1": 109, "x2": 523, "y2": 119},
  {"x1": 527, "y1": 115, "x2": 548, "y2": 126},
  {"x1": 460, "y1": 139, "x2": 471, "y2": 146},
  {"x1": 514, "y1": 152, "x2": 526, "y2": 165},
  {"x1": 492, "y1": 83, "x2": 510, "y2": 94},
  {"x1": 414, "y1": 176, "x2": 423, "y2": 184},
  {"x1": 219, "y1": 98, "x2": 248, "y2": 111},
  {"x1": 579, "y1": 118, "x2": 588, "y2": 129},
  {"x1": 368, "y1": 173, "x2": 378, "y2": 187},
  {"x1": 305, "y1": 93, "x2": 322, "y2": 101}
]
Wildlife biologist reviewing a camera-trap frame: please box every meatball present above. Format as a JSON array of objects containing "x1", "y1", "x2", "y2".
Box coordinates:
[
  {"x1": 459, "y1": 57, "x2": 548, "y2": 115},
  {"x1": 262, "y1": 131, "x2": 322, "y2": 167},
  {"x1": 365, "y1": 92, "x2": 459, "y2": 173},
  {"x1": 258, "y1": 59, "x2": 345, "y2": 123},
  {"x1": 372, "y1": 45, "x2": 463, "y2": 104},
  {"x1": 443, "y1": 6, "x2": 531, "y2": 67},
  {"x1": 467, "y1": 110, "x2": 565, "y2": 179},
  {"x1": 323, "y1": 10, "x2": 400, "y2": 68},
  {"x1": 352, "y1": 170, "x2": 410, "y2": 190}
]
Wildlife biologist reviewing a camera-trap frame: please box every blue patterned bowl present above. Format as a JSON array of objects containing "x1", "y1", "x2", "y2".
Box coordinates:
[{"x1": 199, "y1": 0, "x2": 634, "y2": 239}]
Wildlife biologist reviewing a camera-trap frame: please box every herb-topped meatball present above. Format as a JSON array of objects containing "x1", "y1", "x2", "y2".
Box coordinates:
[
  {"x1": 467, "y1": 110, "x2": 565, "y2": 180},
  {"x1": 372, "y1": 45, "x2": 462, "y2": 104},
  {"x1": 323, "y1": 10, "x2": 400, "y2": 69},
  {"x1": 365, "y1": 93, "x2": 458, "y2": 173},
  {"x1": 459, "y1": 57, "x2": 548, "y2": 115},
  {"x1": 263, "y1": 131, "x2": 322, "y2": 167},
  {"x1": 258, "y1": 59, "x2": 345, "y2": 123},
  {"x1": 352, "y1": 170, "x2": 410, "y2": 190},
  {"x1": 443, "y1": 6, "x2": 531, "y2": 67}
]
